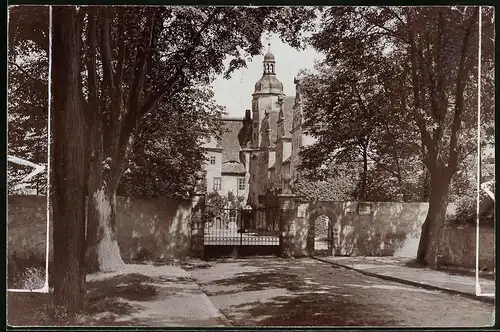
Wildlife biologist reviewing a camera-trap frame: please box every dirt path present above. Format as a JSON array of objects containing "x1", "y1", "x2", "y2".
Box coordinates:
[
  {"x1": 186, "y1": 257, "x2": 494, "y2": 327},
  {"x1": 8, "y1": 264, "x2": 229, "y2": 327}
]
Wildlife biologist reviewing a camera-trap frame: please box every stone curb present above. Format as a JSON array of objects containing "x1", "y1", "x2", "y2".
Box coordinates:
[
  {"x1": 182, "y1": 269, "x2": 234, "y2": 327},
  {"x1": 313, "y1": 257, "x2": 495, "y2": 305}
]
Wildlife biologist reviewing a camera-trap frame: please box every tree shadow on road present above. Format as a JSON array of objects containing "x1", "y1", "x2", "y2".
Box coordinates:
[
  {"x1": 87, "y1": 273, "x2": 158, "y2": 301},
  {"x1": 195, "y1": 258, "x2": 401, "y2": 327},
  {"x1": 240, "y1": 292, "x2": 399, "y2": 326},
  {"x1": 9, "y1": 272, "x2": 173, "y2": 327}
]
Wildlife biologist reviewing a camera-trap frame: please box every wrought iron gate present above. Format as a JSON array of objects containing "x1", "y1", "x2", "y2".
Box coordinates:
[{"x1": 202, "y1": 206, "x2": 281, "y2": 258}]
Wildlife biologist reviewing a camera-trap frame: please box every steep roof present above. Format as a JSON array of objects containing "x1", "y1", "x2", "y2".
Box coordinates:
[
  {"x1": 282, "y1": 96, "x2": 295, "y2": 136},
  {"x1": 218, "y1": 96, "x2": 294, "y2": 158},
  {"x1": 267, "y1": 111, "x2": 279, "y2": 148},
  {"x1": 221, "y1": 161, "x2": 246, "y2": 174},
  {"x1": 220, "y1": 118, "x2": 244, "y2": 162},
  {"x1": 270, "y1": 95, "x2": 295, "y2": 147}
]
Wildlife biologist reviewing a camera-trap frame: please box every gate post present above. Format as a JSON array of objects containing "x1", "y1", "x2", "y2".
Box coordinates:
[
  {"x1": 190, "y1": 171, "x2": 206, "y2": 259},
  {"x1": 278, "y1": 173, "x2": 296, "y2": 258}
]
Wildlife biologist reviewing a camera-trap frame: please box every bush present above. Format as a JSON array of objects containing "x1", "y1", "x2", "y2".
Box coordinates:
[
  {"x1": 8, "y1": 251, "x2": 48, "y2": 289},
  {"x1": 292, "y1": 169, "x2": 356, "y2": 201},
  {"x1": 448, "y1": 192, "x2": 495, "y2": 227},
  {"x1": 20, "y1": 267, "x2": 45, "y2": 290}
]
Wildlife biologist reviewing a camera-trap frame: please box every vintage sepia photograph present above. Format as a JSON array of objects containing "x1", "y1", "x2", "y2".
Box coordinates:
[{"x1": 7, "y1": 5, "x2": 495, "y2": 327}]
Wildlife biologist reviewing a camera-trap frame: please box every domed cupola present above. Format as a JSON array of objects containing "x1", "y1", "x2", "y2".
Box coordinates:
[
  {"x1": 253, "y1": 44, "x2": 284, "y2": 95},
  {"x1": 263, "y1": 51, "x2": 275, "y2": 62}
]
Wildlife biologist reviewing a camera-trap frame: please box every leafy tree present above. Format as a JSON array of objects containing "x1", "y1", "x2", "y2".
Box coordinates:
[
  {"x1": 9, "y1": 5, "x2": 318, "y2": 272},
  {"x1": 225, "y1": 191, "x2": 246, "y2": 209},
  {"x1": 8, "y1": 5, "x2": 87, "y2": 314},
  {"x1": 449, "y1": 190, "x2": 494, "y2": 227},
  {"x1": 303, "y1": 6, "x2": 494, "y2": 266},
  {"x1": 51, "y1": 6, "x2": 87, "y2": 313},
  {"x1": 292, "y1": 165, "x2": 358, "y2": 201},
  {"x1": 298, "y1": 32, "x2": 422, "y2": 201},
  {"x1": 77, "y1": 6, "x2": 317, "y2": 271},
  {"x1": 205, "y1": 191, "x2": 245, "y2": 229},
  {"x1": 8, "y1": 6, "x2": 318, "y2": 315},
  {"x1": 8, "y1": 6, "x2": 49, "y2": 195},
  {"x1": 118, "y1": 85, "x2": 225, "y2": 199},
  {"x1": 205, "y1": 191, "x2": 225, "y2": 221}
]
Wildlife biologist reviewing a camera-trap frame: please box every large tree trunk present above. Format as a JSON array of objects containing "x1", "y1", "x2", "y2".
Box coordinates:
[
  {"x1": 83, "y1": 7, "x2": 125, "y2": 272},
  {"x1": 85, "y1": 137, "x2": 125, "y2": 273},
  {"x1": 83, "y1": 108, "x2": 129, "y2": 273},
  {"x1": 416, "y1": 171, "x2": 451, "y2": 267},
  {"x1": 421, "y1": 167, "x2": 430, "y2": 201},
  {"x1": 84, "y1": 117, "x2": 130, "y2": 272},
  {"x1": 51, "y1": 6, "x2": 87, "y2": 313},
  {"x1": 85, "y1": 184, "x2": 124, "y2": 272},
  {"x1": 84, "y1": 137, "x2": 128, "y2": 273}
]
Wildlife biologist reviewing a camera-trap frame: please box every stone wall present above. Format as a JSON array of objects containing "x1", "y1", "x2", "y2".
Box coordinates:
[
  {"x1": 294, "y1": 200, "x2": 489, "y2": 263},
  {"x1": 7, "y1": 195, "x2": 194, "y2": 264},
  {"x1": 301, "y1": 201, "x2": 429, "y2": 257},
  {"x1": 7, "y1": 195, "x2": 53, "y2": 263},
  {"x1": 8, "y1": 195, "x2": 495, "y2": 271},
  {"x1": 439, "y1": 225, "x2": 495, "y2": 271},
  {"x1": 116, "y1": 197, "x2": 193, "y2": 261}
]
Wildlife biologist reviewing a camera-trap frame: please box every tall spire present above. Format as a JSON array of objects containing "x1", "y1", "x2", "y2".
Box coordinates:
[
  {"x1": 253, "y1": 41, "x2": 283, "y2": 95},
  {"x1": 263, "y1": 43, "x2": 275, "y2": 75}
]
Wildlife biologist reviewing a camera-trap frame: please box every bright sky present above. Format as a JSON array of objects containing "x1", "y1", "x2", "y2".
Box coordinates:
[{"x1": 211, "y1": 33, "x2": 324, "y2": 118}]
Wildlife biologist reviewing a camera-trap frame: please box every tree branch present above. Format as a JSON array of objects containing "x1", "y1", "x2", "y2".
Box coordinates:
[
  {"x1": 407, "y1": 18, "x2": 437, "y2": 171},
  {"x1": 386, "y1": 6, "x2": 406, "y2": 26},
  {"x1": 359, "y1": 8, "x2": 408, "y2": 43},
  {"x1": 8, "y1": 61, "x2": 45, "y2": 87},
  {"x1": 99, "y1": 8, "x2": 117, "y2": 98},
  {"x1": 138, "y1": 7, "x2": 222, "y2": 119},
  {"x1": 126, "y1": 11, "x2": 155, "y2": 119},
  {"x1": 365, "y1": 149, "x2": 401, "y2": 178},
  {"x1": 457, "y1": 143, "x2": 486, "y2": 165},
  {"x1": 448, "y1": 7, "x2": 479, "y2": 174},
  {"x1": 86, "y1": 8, "x2": 98, "y2": 113},
  {"x1": 114, "y1": 10, "x2": 160, "y2": 169},
  {"x1": 114, "y1": 9, "x2": 127, "y2": 104}
]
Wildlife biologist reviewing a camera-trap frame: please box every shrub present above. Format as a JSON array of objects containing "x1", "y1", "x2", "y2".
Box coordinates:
[
  {"x1": 8, "y1": 251, "x2": 48, "y2": 289},
  {"x1": 20, "y1": 267, "x2": 45, "y2": 290},
  {"x1": 447, "y1": 192, "x2": 495, "y2": 227}
]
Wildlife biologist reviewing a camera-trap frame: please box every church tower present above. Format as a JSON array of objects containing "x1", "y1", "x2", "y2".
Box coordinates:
[
  {"x1": 251, "y1": 44, "x2": 284, "y2": 148},
  {"x1": 248, "y1": 44, "x2": 284, "y2": 207}
]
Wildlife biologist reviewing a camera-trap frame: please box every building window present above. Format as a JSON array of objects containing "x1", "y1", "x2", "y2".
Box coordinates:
[
  {"x1": 238, "y1": 178, "x2": 246, "y2": 191},
  {"x1": 229, "y1": 209, "x2": 237, "y2": 224},
  {"x1": 213, "y1": 177, "x2": 221, "y2": 190},
  {"x1": 210, "y1": 156, "x2": 216, "y2": 165}
]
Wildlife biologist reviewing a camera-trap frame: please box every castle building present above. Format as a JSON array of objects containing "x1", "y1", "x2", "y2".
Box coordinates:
[{"x1": 202, "y1": 46, "x2": 316, "y2": 207}]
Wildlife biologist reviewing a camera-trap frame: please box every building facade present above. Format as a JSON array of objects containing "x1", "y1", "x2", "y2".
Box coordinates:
[{"x1": 202, "y1": 48, "x2": 315, "y2": 208}]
